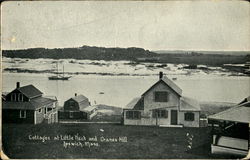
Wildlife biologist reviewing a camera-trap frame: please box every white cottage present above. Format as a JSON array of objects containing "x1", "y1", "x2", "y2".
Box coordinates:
[{"x1": 123, "y1": 72, "x2": 200, "y2": 127}]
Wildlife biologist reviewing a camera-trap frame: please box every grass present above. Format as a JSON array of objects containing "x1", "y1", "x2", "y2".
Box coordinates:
[
  {"x1": 2, "y1": 123, "x2": 217, "y2": 159},
  {"x1": 2, "y1": 102, "x2": 241, "y2": 159}
]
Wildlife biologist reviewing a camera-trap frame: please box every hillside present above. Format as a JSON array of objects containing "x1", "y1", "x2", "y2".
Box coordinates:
[
  {"x1": 2, "y1": 46, "x2": 156, "y2": 61},
  {"x1": 2, "y1": 46, "x2": 250, "y2": 68},
  {"x1": 154, "y1": 50, "x2": 250, "y2": 56}
]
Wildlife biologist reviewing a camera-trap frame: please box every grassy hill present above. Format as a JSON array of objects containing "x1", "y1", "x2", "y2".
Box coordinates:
[
  {"x1": 3, "y1": 46, "x2": 250, "y2": 67},
  {"x1": 2, "y1": 46, "x2": 156, "y2": 61}
]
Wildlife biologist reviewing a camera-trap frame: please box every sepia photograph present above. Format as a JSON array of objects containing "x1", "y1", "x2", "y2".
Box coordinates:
[{"x1": 1, "y1": 0, "x2": 250, "y2": 159}]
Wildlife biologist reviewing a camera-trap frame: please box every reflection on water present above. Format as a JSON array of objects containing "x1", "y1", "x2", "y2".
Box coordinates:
[{"x1": 2, "y1": 73, "x2": 250, "y2": 107}]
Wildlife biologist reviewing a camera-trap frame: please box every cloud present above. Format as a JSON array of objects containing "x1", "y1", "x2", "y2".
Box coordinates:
[{"x1": 2, "y1": 1, "x2": 250, "y2": 51}]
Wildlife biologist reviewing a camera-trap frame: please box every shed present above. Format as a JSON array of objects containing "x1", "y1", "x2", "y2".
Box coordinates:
[{"x1": 58, "y1": 93, "x2": 97, "y2": 120}]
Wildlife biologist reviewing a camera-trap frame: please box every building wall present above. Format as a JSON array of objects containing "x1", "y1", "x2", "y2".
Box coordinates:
[
  {"x1": 2, "y1": 109, "x2": 34, "y2": 124},
  {"x1": 34, "y1": 107, "x2": 45, "y2": 124},
  {"x1": 88, "y1": 111, "x2": 97, "y2": 120},
  {"x1": 123, "y1": 107, "x2": 178, "y2": 126},
  {"x1": 178, "y1": 111, "x2": 200, "y2": 127},
  {"x1": 143, "y1": 82, "x2": 180, "y2": 111},
  {"x1": 64, "y1": 99, "x2": 80, "y2": 111},
  {"x1": 58, "y1": 110, "x2": 87, "y2": 119}
]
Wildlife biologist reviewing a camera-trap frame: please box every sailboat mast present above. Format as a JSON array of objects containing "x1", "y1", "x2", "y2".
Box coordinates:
[
  {"x1": 57, "y1": 62, "x2": 59, "y2": 78},
  {"x1": 63, "y1": 65, "x2": 64, "y2": 78}
]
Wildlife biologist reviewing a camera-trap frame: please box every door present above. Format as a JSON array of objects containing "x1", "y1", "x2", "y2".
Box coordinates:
[
  {"x1": 171, "y1": 110, "x2": 178, "y2": 125},
  {"x1": 69, "y1": 111, "x2": 74, "y2": 118}
]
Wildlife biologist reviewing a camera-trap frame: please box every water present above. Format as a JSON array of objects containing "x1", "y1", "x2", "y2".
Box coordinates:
[{"x1": 2, "y1": 73, "x2": 250, "y2": 107}]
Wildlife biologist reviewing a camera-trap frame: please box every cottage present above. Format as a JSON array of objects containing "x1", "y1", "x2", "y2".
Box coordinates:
[
  {"x1": 2, "y1": 82, "x2": 58, "y2": 124},
  {"x1": 123, "y1": 72, "x2": 200, "y2": 127},
  {"x1": 58, "y1": 94, "x2": 97, "y2": 120},
  {"x1": 208, "y1": 97, "x2": 250, "y2": 157}
]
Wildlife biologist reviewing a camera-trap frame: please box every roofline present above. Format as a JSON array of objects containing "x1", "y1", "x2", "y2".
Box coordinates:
[
  {"x1": 179, "y1": 109, "x2": 201, "y2": 112},
  {"x1": 3, "y1": 108, "x2": 36, "y2": 110},
  {"x1": 208, "y1": 100, "x2": 249, "y2": 120},
  {"x1": 29, "y1": 94, "x2": 43, "y2": 99},
  {"x1": 237, "y1": 101, "x2": 250, "y2": 107},
  {"x1": 6, "y1": 87, "x2": 43, "y2": 99},
  {"x1": 208, "y1": 117, "x2": 249, "y2": 124},
  {"x1": 142, "y1": 80, "x2": 181, "y2": 97},
  {"x1": 208, "y1": 104, "x2": 249, "y2": 123}
]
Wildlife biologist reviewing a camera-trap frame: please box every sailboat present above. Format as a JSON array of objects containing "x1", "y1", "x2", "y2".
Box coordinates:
[{"x1": 48, "y1": 63, "x2": 71, "y2": 80}]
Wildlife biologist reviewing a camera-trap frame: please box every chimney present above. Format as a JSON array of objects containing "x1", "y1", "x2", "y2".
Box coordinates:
[
  {"x1": 16, "y1": 82, "x2": 20, "y2": 88},
  {"x1": 159, "y1": 72, "x2": 163, "y2": 79},
  {"x1": 75, "y1": 93, "x2": 77, "y2": 97}
]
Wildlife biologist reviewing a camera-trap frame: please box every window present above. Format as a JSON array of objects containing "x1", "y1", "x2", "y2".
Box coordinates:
[
  {"x1": 11, "y1": 93, "x2": 17, "y2": 101},
  {"x1": 184, "y1": 112, "x2": 195, "y2": 121},
  {"x1": 20, "y1": 110, "x2": 26, "y2": 118},
  {"x1": 44, "y1": 108, "x2": 47, "y2": 114},
  {"x1": 69, "y1": 111, "x2": 74, "y2": 118},
  {"x1": 38, "y1": 108, "x2": 42, "y2": 113},
  {"x1": 47, "y1": 108, "x2": 53, "y2": 112},
  {"x1": 126, "y1": 111, "x2": 141, "y2": 119},
  {"x1": 69, "y1": 101, "x2": 74, "y2": 108},
  {"x1": 18, "y1": 93, "x2": 23, "y2": 102},
  {"x1": 152, "y1": 110, "x2": 168, "y2": 118},
  {"x1": 154, "y1": 91, "x2": 169, "y2": 102}
]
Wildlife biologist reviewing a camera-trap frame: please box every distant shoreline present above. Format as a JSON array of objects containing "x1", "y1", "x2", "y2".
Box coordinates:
[{"x1": 2, "y1": 46, "x2": 250, "y2": 66}]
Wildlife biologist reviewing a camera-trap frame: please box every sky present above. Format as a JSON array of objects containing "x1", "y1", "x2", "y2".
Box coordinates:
[{"x1": 1, "y1": 1, "x2": 250, "y2": 51}]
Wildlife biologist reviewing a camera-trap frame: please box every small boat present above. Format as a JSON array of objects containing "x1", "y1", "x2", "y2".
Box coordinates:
[
  {"x1": 172, "y1": 77, "x2": 177, "y2": 81},
  {"x1": 48, "y1": 75, "x2": 71, "y2": 80},
  {"x1": 48, "y1": 63, "x2": 71, "y2": 80}
]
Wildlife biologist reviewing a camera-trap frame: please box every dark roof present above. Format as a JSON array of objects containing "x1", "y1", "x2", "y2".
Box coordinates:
[
  {"x1": 2, "y1": 97, "x2": 56, "y2": 110},
  {"x1": 17, "y1": 85, "x2": 43, "y2": 98},
  {"x1": 124, "y1": 97, "x2": 144, "y2": 110},
  {"x1": 66, "y1": 94, "x2": 90, "y2": 109},
  {"x1": 71, "y1": 95, "x2": 88, "y2": 103},
  {"x1": 142, "y1": 76, "x2": 182, "y2": 96},
  {"x1": 180, "y1": 97, "x2": 200, "y2": 111}
]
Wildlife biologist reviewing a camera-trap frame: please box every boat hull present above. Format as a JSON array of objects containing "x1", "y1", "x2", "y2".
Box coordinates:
[{"x1": 48, "y1": 76, "x2": 71, "y2": 80}]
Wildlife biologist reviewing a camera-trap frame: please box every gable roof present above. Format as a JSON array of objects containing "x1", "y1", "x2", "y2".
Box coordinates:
[
  {"x1": 180, "y1": 97, "x2": 201, "y2": 111},
  {"x1": 2, "y1": 97, "x2": 56, "y2": 110},
  {"x1": 124, "y1": 97, "x2": 144, "y2": 110},
  {"x1": 80, "y1": 105, "x2": 96, "y2": 113},
  {"x1": 71, "y1": 95, "x2": 88, "y2": 103},
  {"x1": 16, "y1": 85, "x2": 43, "y2": 98},
  {"x1": 142, "y1": 76, "x2": 182, "y2": 97}
]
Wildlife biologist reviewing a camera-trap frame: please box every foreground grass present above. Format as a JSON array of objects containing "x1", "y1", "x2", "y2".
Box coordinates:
[{"x1": 2, "y1": 123, "x2": 218, "y2": 159}]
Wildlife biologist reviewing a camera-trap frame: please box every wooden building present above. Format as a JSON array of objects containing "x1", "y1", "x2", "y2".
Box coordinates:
[
  {"x1": 2, "y1": 82, "x2": 58, "y2": 124},
  {"x1": 208, "y1": 97, "x2": 250, "y2": 157},
  {"x1": 58, "y1": 94, "x2": 97, "y2": 120},
  {"x1": 123, "y1": 72, "x2": 200, "y2": 127}
]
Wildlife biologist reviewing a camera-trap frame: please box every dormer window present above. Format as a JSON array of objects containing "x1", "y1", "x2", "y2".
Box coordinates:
[
  {"x1": 18, "y1": 93, "x2": 23, "y2": 102},
  {"x1": 11, "y1": 93, "x2": 17, "y2": 101}
]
